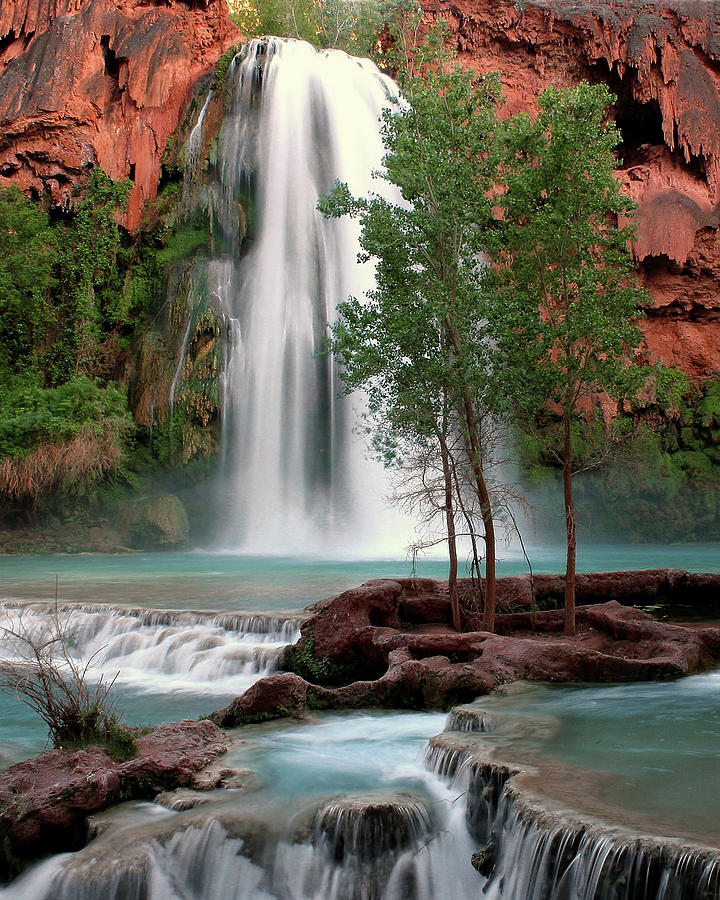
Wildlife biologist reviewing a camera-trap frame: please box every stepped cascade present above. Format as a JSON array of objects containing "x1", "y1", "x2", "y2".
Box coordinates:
[
  {"x1": 0, "y1": 600, "x2": 300, "y2": 698},
  {"x1": 207, "y1": 39, "x2": 410, "y2": 555}
]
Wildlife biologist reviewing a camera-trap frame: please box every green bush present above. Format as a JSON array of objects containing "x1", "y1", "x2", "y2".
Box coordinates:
[{"x1": 0, "y1": 373, "x2": 131, "y2": 460}]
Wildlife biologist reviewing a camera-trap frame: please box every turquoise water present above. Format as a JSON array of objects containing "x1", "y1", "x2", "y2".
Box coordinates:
[
  {"x1": 1, "y1": 545, "x2": 719, "y2": 836},
  {"x1": 472, "y1": 673, "x2": 720, "y2": 844},
  {"x1": 1, "y1": 543, "x2": 718, "y2": 612},
  {"x1": 225, "y1": 711, "x2": 448, "y2": 800}
]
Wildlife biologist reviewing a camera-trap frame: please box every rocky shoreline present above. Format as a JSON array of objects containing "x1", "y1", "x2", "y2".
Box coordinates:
[
  {"x1": 211, "y1": 570, "x2": 720, "y2": 725},
  {"x1": 1, "y1": 568, "x2": 719, "y2": 881}
]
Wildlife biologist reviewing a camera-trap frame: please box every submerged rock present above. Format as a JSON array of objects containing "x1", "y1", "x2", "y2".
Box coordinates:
[
  {"x1": 313, "y1": 792, "x2": 434, "y2": 860},
  {"x1": 445, "y1": 706, "x2": 494, "y2": 733},
  {"x1": 116, "y1": 494, "x2": 190, "y2": 549}
]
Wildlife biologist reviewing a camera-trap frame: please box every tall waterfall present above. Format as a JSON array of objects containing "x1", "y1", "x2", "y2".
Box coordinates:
[{"x1": 211, "y1": 39, "x2": 410, "y2": 555}]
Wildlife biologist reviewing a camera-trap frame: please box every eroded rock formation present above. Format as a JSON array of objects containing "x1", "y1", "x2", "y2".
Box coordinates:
[
  {"x1": 421, "y1": 0, "x2": 720, "y2": 376},
  {"x1": 0, "y1": 0, "x2": 239, "y2": 228},
  {"x1": 210, "y1": 573, "x2": 720, "y2": 725},
  {"x1": 0, "y1": 719, "x2": 228, "y2": 880}
]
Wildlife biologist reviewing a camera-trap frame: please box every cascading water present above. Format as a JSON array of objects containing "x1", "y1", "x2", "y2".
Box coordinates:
[
  {"x1": 209, "y1": 39, "x2": 412, "y2": 555},
  {"x1": 0, "y1": 601, "x2": 299, "y2": 698},
  {"x1": 3, "y1": 699, "x2": 720, "y2": 898}
]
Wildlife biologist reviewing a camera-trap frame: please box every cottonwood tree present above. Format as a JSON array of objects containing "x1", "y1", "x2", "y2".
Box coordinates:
[
  {"x1": 320, "y1": 20, "x2": 505, "y2": 631},
  {"x1": 489, "y1": 83, "x2": 648, "y2": 635}
]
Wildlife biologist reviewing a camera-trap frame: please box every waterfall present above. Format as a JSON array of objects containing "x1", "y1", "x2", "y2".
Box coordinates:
[
  {"x1": 0, "y1": 600, "x2": 300, "y2": 696},
  {"x1": 210, "y1": 38, "x2": 412, "y2": 556},
  {"x1": 3, "y1": 709, "x2": 720, "y2": 898}
]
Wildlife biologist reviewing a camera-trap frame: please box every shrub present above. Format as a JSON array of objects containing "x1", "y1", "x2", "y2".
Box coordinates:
[{"x1": 0, "y1": 608, "x2": 135, "y2": 757}]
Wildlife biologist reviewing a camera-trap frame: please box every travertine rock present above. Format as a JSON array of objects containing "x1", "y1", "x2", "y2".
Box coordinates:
[
  {"x1": 0, "y1": 719, "x2": 228, "y2": 880},
  {"x1": 0, "y1": 0, "x2": 239, "y2": 228},
  {"x1": 210, "y1": 573, "x2": 720, "y2": 725}
]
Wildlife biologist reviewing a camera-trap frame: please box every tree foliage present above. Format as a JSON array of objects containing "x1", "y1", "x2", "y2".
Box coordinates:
[
  {"x1": 488, "y1": 82, "x2": 649, "y2": 633},
  {"x1": 0, "y1": 170, "x2": 152, "y2": 515},
  {"x1": 0, "y1": 186, "x2": 58, "y2": 373},
  {"x1": 321, "y1": 18, "x2": 506, "y2": 630},
  {"x1": 229, "y1": 0, "x2": 383, "y2": 57}
]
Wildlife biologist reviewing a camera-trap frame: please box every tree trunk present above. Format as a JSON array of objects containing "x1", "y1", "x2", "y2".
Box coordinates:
[
  {"x1": 563, "y1": 413, "x2": 576, "y2": 637},
  {"x1": 443, "y1": 317, "x2": 496, "y2": 632},
  {"x1": 439, "y1": 431, "x2": 460, "y2": 631},
  {"x1": 460, "y1": 394, "x2": 496, "y2": 633}
]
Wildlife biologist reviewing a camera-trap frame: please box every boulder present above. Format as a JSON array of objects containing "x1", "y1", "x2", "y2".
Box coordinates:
[
  {"x1": 116, "y1": 494, "x2": 190, "y2": 549},
  {"x1": 0, "y1": 719, "x2": 228, "y2": 880}
]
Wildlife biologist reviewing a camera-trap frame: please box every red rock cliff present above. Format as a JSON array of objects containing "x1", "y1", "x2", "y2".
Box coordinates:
[
  {"x1": 0, "y1": 0, "x2": 239, "y2": 229},
  {"x1": 421, "y1": 0, "x2": 720, "y2": 376}
]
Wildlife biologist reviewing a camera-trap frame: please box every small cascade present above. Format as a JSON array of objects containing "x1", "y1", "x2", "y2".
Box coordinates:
[
  {"x1": 274, "y1": 793, "x2": 434, "y2": 900},
  {"x1": 480, "y1": 787, "x2": 720, "y2": 899},
  {"x1": 185, "y1": 91, "x2": 213, "y2": 174},
  {"x1": 428, "y1": 729, "x2": 720, "y2": 900},
  {"x1": 444, "y1": 705, "x2": 494, "y2": 733},
  {"x1": 3, "y1": 709, "x2": 719, "y2": 899},
  {"x1": 0, "y1": 601, "x2": 300, "y2": 694},
  {"x1": 0, "y1": 818, "x2": 270, "y2": 900},
  {"x1": 209, "y1": 38, "x2": 412, "y2": 555},
  {"x1": 423, "y1": 732, "x2": 482, "y2": 779},
  {"x1": 314, "y1": 794, "x2": 433, "y2": 859}
]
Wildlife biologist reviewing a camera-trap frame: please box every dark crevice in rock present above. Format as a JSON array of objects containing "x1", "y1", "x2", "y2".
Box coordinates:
[
  {"x1": 100, "y1": 34, "x2": 126, "y2": 105},
  {"x1": 0, "y1": 28, "x2": 17, "y2": 55}
]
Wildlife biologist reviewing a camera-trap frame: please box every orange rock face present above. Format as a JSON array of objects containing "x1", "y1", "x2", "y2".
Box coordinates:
[
  {"x1": 421, "y1": 0, "x2": 720, "y2": 376},
  {"x1": 0, "y1": 0, "x2": 240, "y2": 229}
]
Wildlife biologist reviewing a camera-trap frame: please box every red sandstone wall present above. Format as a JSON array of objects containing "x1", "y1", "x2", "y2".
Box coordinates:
[
  {"x1": 421, "y1": 0, "x2": 720, "y2": 377},
  {"x1": 1, "y1": 0, "x2": 718, "y2": 375},
  {"x1": 0, "y1": 0, "x2": 240, "y2": 229}
]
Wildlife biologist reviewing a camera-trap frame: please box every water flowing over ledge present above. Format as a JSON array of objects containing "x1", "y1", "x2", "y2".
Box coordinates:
[
  {"x1": 3, "y1": 700, "x2": 719, "y2": 899},
  {"x1": 428, "y1": 713, "x2": 720, "y2": 899},
  {"x1": 206, "y1": 38, "x2": 413, "y2": 556},
  {"x1": 0, "y1": 600, "x2": 301, "y2": 695}
]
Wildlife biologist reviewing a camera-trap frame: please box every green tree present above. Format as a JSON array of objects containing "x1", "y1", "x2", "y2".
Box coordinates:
[
  {"x1": 321, "y1": 18, "x2": 505, "y2": 631},
  {"x1": 233, "y1": 0, "x2": 382, "y2": 57},
  {"x1": 0, "y1": 186, "x2": 58, "y2": 372},
  {"x1": 489, "y1": 83, "x2": 648, "y2": 635}
]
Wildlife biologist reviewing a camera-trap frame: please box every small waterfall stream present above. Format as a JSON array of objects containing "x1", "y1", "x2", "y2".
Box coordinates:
[
  {"x1": 4, "y1": 700, "x2": 719, "y2": 899},
  {"x1": 0, "y1": 600, "x2": 300, "y2": 696},
  {"x1": 209, "y1": 38, "x2": 410, "y2": 555}
]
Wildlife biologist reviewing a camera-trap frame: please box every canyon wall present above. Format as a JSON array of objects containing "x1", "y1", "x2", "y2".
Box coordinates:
[
  {"x1": 0, "y1": 0, "x2": 239, "y2": 229},
  {"x1": 421, "y1": 0, "x2": 720, "y2": 375},
  {"x1": 1, "y1": 0, "x2": 718, "y2": 375}
]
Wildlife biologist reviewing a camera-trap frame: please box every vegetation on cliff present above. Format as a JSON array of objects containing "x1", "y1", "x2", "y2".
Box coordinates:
[
  {"x1": 0, "y1": 3, "x2": 718, "y2": 555},
  {"x1": 227, "y1": 0, "x2": 382, "y2": 57},
  {"x1": 0, "y1": 162, "x2": 210, "y2": 534}
]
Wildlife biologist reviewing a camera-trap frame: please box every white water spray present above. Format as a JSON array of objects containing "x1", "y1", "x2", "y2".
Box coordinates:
[{"x1": 211, "y1": 39, "x2": 414, "y2": 556}]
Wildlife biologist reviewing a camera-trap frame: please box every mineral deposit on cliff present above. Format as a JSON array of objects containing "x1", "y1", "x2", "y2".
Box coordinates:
[{"x1": 421, "y1": 0, "x2": 720, "y2": 375}]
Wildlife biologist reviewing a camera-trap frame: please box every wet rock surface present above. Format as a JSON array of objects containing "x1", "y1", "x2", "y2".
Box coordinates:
[
  {"x1": 0, "y1": 719, "x2": 228, "y2": 880},
  {"x1": 211, "y1": 572, "x2": 720, "y2": 726}
]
